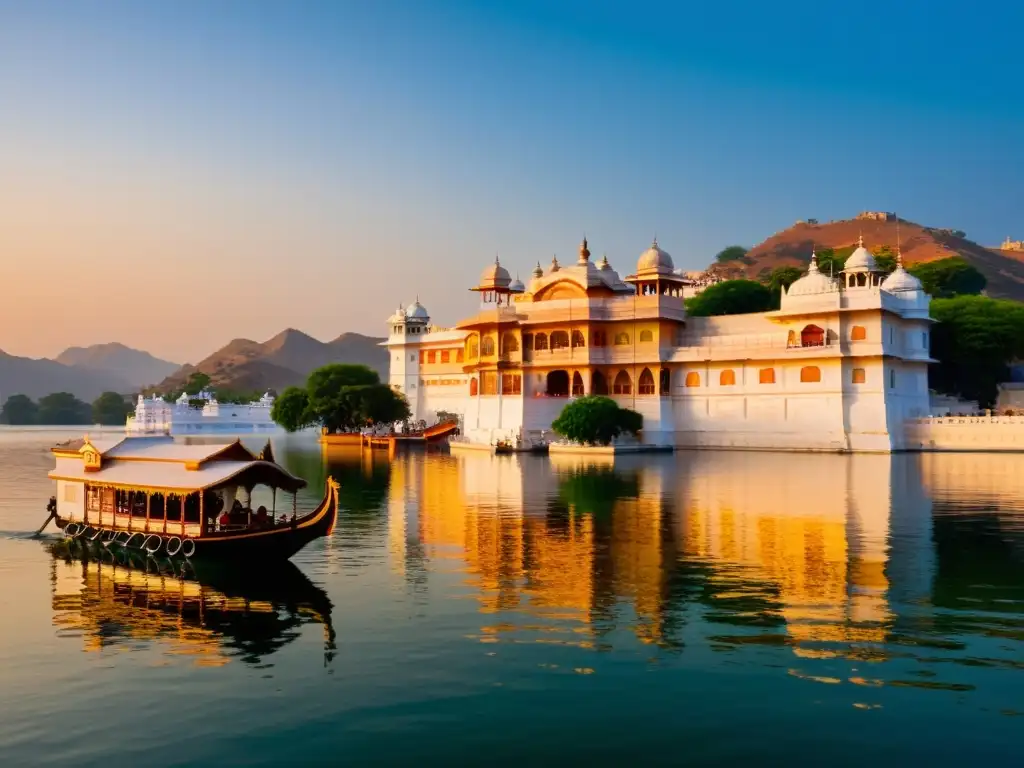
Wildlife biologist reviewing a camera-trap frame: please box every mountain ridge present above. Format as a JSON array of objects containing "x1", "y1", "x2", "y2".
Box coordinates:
[{"x1": 55, "y1": 342, "x2": 179, "y2": 389}]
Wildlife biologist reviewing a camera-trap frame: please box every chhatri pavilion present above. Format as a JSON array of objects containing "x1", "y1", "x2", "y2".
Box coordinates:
[{"x1": 382, "y1": 237, "x2": 933, "y2": 452}]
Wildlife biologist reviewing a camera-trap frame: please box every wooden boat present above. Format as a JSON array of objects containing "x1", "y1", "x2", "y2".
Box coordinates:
[{"x1": 46, "y1": 435, "x2": 338, "y2": 562}]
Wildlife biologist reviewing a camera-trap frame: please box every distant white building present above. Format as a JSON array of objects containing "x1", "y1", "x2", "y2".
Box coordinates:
[
  {"x1": 382, "y1": 236, "x2": 934, "y2": 452},
  {"x1": 126, "y1": 389, "x2": 281, "y2": 435}
]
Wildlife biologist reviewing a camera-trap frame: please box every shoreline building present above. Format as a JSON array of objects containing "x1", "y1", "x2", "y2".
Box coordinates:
[{"x1": 383, "y1": 237, "x2": 933, "y2": 452}]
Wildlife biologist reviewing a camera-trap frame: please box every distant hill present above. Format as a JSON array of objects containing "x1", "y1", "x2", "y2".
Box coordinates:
[
  {"x1": 154, "y1": 329, "x2": 388, "y2": 394},
  {"x1": 55, "y1": 342, "x2": 179, "y2": 389},
  {"x1": 0, "y1": 349, "x2": 132, "y2": 402},
  {"x1": 717, "y1": 215, "x2": 1024, "y2": 300}
]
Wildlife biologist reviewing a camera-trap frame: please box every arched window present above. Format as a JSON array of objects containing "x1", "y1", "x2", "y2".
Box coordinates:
[
  {"x1": 800, "y1": 366, "x2": 821, "y2": 383},
  {"x1": 571, "y1": 330, "x2": 586, "y2": 348},
  {"x1": 613, "y1": 370, "x2": 632, "y2": 395},
  {"x1": 801, "y1": 324, "x2": 825, "y2": 347},
  {"x1": 469, "y1": 377, "x2": 478, "y2": 396},
  {"x1": 481, "y1": 336, "x2": 495, "y2": 356},
  {"x1": 639, "y1": 329, "x2": 654, "y2": 343},
  {"x1": 456, "y1": 349, "x2": 464, "y2": 363},
  {"x1": 571, "y1": 372, "x2": 585, "y2": 396},
  {"x1": 501, "y1": 333, "x2": 519, "y2": 355},
  {"x1": 759, "y1": 368, "x2": 775, "y2": 384},
  {"x1": 592, "y1": 330, "x2": 607, "y2": 347},
  {"x1": 659, "y1": 368, "x2": 670, "y2": 395},
  {"x1": 467, "y1": 336, "x2": 479, "y2": 360},
  {"x1": 534, "y1": 333, "x2": 548, "y2": 351},
  {"x1": 685, "y1": 372, "x2": 700, "y2": 388},
  {"x1": 720, "y1": 369, "x2": 736, "y2": 386},
  {"x1": 614, "y1": 332, "x2": 630, "y2": 346},
  {"x1": 850, "y1": 325, "x2": 867, "y2": 341},
  {"x1": 857, "y1": 273, "x2": 867, "y2": 287},
  {"x1": 550, "y1": 330, "x2": 570, "y2": 350},
  {"x1": 546, "y1": 370, "x2": 570, "y2": 397},
  {"x1": 523, "y1": 333, "x2": 534, "y2": 350},
  {"x1": 852, "y1": 368, "x2": 866, "y2": 384},
  {"x1": 787, "y1": 330, "x2": 798, "y2": 348},
  {"x1": 638, "y1": 368, "x2": 656, "y2": 395},
  {"x1": 592, "y1": 371, "x2": 609, "y2": 395}
]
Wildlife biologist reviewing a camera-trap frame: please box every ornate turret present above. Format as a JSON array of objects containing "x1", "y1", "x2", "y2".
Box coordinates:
[
  {"x1": 578, "y1": 237, "x2": 591, "y2": 264},
  {"x1": 843, "y1": 235, "x2": 886, "y2": 289},
  {"x1": 533, "y1": 261, "x2": 544, "y2": 279},
  {"x1": 550, "y1": 255, "x2": 560, "y2": 273}
]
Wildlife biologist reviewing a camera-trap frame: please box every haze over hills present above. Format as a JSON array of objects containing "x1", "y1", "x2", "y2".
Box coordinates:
[
  {"x1": 154, "y1": 329, "x2": 389, "y2": 394},
  {"x1": 716, "y1": 215, "x2": 1024, "y2": 300},
  {"x1": 0, "y1": 349, "x2": 132, "y2": 401},
  {"x1": 54, "y1": 342, "x2": 179, "y2": 390}
]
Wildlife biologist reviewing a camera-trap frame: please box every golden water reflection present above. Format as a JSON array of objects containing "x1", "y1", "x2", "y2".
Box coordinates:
[{"x1": 381, "y1": 450, "x2": 1024, "y2": 679}]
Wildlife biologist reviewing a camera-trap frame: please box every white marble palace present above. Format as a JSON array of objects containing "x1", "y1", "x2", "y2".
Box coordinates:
[{"x1": 383, "y1": 237, "x2": 933, "y2": 452}]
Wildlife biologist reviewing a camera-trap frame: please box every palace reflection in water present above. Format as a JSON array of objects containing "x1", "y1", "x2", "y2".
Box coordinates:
[{"x1": 317, "y1": 444, "x2": 1023, "y2": 688}]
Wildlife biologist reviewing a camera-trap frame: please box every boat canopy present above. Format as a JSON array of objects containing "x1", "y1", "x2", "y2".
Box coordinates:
[{"x1": 49, "y1": 435, "x2": 306, "y2": 494}]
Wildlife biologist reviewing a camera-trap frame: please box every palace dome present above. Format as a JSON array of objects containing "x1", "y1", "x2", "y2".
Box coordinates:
[
  {"x1": 844, "y1": 237, "x2": 878, "y2": 272},
  {"x1": 479, "y1": 258, "x2": 511, "y2": 288},
  {"x1": 509, "y1": 275, "x2": 526, "y2": 293},
  {"x1": 881, "y1": 265, "x2": 924, "y2": 293},
  {"x1": 637, "y1": 239, "x2": 674, "y2": 273},
  {"x1": 787, "y1": 254, "x2": 839, "y2": 297},
  {"x1": 405, "y1": 301, "x2": 430, "y2": 321}
]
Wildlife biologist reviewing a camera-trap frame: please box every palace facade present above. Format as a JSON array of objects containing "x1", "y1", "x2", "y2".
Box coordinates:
[{"x1": 383, "y1": 237, "x2": 933, "y2": 452}]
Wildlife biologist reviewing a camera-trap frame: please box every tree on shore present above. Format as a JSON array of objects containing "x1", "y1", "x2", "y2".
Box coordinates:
[
  {"x1": 908, "y1": 256, "x2": 986, "y2": 298},
  {"x1": 92, "y1": 391, "x2": 132, "y2": 426},
  {"x1": 715, "y1": 245, "x2": 749, "y2": 265},
  {"x1": 271, "y1": 364, "x2": 410, "y2": 433},
  {"x1": 551, "y1": 396, "x2": 643, "y2": 446},
  {"x1": 929, "y1": 295, "x2": 1024, "y2": 407},
  {"x1": 686, "y1": 279, "x2": 774, "y2": 317},
  {"x1": 36, "y1": 392, "x2": 92, "y2": 425},
  {"x1": 0, "y1": 394, "x2": 38, "y2": 425}
]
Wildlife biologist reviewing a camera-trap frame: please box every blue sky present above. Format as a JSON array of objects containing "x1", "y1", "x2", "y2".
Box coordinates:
[{"x1": 1, "y1": 0, "x2": 1021, "y2": 361}]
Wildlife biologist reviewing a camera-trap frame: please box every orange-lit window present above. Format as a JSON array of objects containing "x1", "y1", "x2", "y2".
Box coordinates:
[
  {"x1": 592, "y1": 330, "x2": 607, "y2": 347},
  {"x1": 852, "y1": 368, "x2": 866, "y2": 384},
  {"x1": 481, "y1": 372, "x2": 498, "y2": 395},
  {"x1": 638, "y1": 368, "x2": 656, "y2": 395},
  {"x1": 851, "y1": 325, "x2": 867, "y2": 341},
  {"x1": 685, "y1": 372, "x2": 700, "y2": 388},
  {"x1": 481, "y1": 336, "x2": 495, "y2": 356},
  {"x1": 535, "y1": 333, "x2": 548, "y2": 351},
  {"x1": 440, "y1": 350, "x2": 450, "y2": 363},
  {"x1": 418, "y1": 351, "x2": 425, "y2": 364},
  {"x1": 501, "y1": 333, "x2": 519, "y2": 354},
  {"x1": 800, "y1": 366, "x2": 821, "y2": 383},
  {"x1": 759, "y1": 368, "x2": 775, "y2": 384},
  {"x1": 614, "y1": 332, "x2": 630, "y2": 346},
  {"x1": 720, "y1": 369, "x2": 736, "y2": 386},
  {"x1": 571, "y1": 330, "x2": 585, "y2": 348},
  {"x1": 550, "y1": 331, "x2": 569, "y2": 350},
  {"x1": 639, "y1": 329, "x2": 654, "y2": 343},
  {"x1": 613, "y1": 370, "x2": 631, "y2": 395},
  {"x1": 469, "y1": 378, "x2": 478, "y2": 396},
  {"x1": 501, "y1": 373, "x2": 522, "y2": 394},
  {"x1": 427, "y1": 350, "x2": 436, "y2": 364},
  {"x1": 456, "y1": 349, "x2": 464, "y2": 363}
]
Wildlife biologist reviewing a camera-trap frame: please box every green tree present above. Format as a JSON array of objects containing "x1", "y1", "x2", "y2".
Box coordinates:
[
  {"x1": 715, "y1": 245, "x2": 749, "y2": 264},
  {"x1": 908, "y1": 256, "x2": 986, "y2": 298},
  {"x1": 871, "y1": 245, "x2": 898, "y2": 274},
  {"x1": 271, "y1": 386, "x2": 312, "y2": 432},
  {"x1": 356, "y1": 383, "x2": 411, "y2": 425},
  {"x1": 183, "y1": 371, "x2": 212, "y2": 395},
  {"x1": 557, "y1": 467, "x2": 640, "y2": 516},
  {"x1": 551, "y1": 395, "x2": 643, "y2": 446},
  {"x1": 929, "y1": 295, "x2": 1024, "y2": 407},
  {"x1": 0, "y1": 394, "x2": 38, "y2": 425},
  {"x1": 686, "y1": 279, "x2": 774, "y2": 317},
  {"x1": 36, "y1": 392, "x2": 92, "y2": 425},
  {"x1": 92, "y1": 391, "x2": 132, "y2": 426}
]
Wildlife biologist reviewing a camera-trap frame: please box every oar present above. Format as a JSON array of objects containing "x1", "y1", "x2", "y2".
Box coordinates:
[{"x1": 33, "y1": 510, "x2": 56, "y2": 536}]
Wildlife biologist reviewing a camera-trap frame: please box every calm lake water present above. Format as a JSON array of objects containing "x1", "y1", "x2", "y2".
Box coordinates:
[{"x1": 1, "y1": 428, "x2": 1023, "y2": 766}]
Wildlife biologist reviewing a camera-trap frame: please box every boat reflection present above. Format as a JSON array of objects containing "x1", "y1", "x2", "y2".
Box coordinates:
[{"x1": 47, "y1": 541, "x2": 336, "y2": 667}]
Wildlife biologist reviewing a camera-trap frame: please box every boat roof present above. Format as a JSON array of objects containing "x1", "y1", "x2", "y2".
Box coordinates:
[{"x1": 49, "y1": 435, "x2": 305, "y2": 493}]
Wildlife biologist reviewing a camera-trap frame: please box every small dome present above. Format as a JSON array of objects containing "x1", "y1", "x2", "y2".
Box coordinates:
[
  {"x1": 637, "y1": 238, "x2": 675, "y2": 273},
  {"x1": 598, "y1": 254, "x2": 611, "y2": 271},
  {"x1": 479, "y1": 257, "x2": 511, "y2": 288},
  {"x1": 844, "y1": 236, "x2": 878, "y2": 272},
  {"x1": 881, "y1": 264, "x2": 923, "y2": 293},
  {"x1": 405, "y1": 300, "x2": 429, "y2": 321},
  {"x1": 787, "y1": 253, "x2": 839, "y2": 297},
  {"x1": 550, "y1": 255, "x2": 560, "y2": 273},
  {"x1": 532, "y1": 261, "x2": 544, "y2": 279},
  {"x1": 509, "y1": 275, "x2": 525, "y2": 293}
]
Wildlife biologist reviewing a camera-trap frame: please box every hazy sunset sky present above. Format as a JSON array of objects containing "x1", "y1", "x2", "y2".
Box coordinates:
[{"x1": 2, "y1": 0, "x2": 1022, "y2": 363}]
